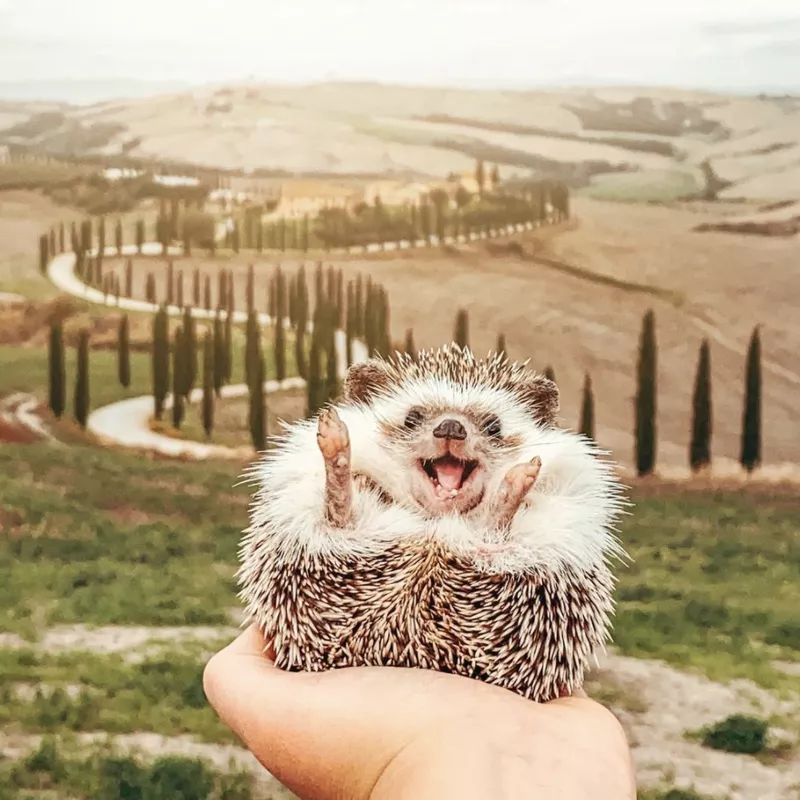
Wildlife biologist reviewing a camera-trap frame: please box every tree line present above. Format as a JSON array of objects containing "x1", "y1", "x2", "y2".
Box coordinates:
[
  {"x1": 38, "y1": 176, "x2": 569, "y2": 272},
  {"x1": 46, "y1": 263, "x2": 392, "y2": 452},
  {"x1": 449, "y1": 307, "x2": 762, "y2": 475}
]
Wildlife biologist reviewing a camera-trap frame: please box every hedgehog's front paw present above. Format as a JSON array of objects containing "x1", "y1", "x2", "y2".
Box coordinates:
[
  {"x1": 317, "y1": 408, "x2": 353, "y2": 527},
  {"x1": 317, "y1": 407, "x2": 350, "y2": 465},
  {"x1": 491, "y1": 456, "x2": 542, "y2": 531}
]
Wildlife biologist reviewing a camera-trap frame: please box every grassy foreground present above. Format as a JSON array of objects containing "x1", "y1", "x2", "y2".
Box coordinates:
[
  {"x1": 1, "y1": 443, "x2": 797, "y2": 677},
  {"x1": 0, "y1": 443, "x2": 797, "y2": 798}
]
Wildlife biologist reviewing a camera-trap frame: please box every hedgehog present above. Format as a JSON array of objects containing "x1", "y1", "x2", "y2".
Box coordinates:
[{"x1": 237, "y1": 344, "x2": 628, "y2": 703}]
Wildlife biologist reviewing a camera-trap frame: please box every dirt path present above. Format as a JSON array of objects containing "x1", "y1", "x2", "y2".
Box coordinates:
[
  {"x1": 0, "y1": 392, "x2": 58, "y2": 444},
  {"x1": 0, "y1": 624, "x2": 239, "y2": 659},
  {"x1": 592, "y1": 653, "x2": 800, "y2": 800}
]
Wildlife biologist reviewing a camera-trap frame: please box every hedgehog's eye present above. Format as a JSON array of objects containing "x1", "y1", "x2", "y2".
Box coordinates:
[
  {"x1": 404, "y1": 409, "x2": 425, "y2": 430},
  {"x1": 484, "y1": 415, "x2": 502, "y2": 438}
]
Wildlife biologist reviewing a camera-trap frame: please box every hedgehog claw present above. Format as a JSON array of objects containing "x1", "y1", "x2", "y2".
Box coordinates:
[
  {"x1": 317, "y1": 408, "x2": 353, "y2": 528},
  {"x1": 490, "y1": 456, "x2": 542, "y2": 532}
]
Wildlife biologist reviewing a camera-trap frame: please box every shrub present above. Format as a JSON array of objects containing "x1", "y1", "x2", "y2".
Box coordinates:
[
  {"x1": 96, "y1": 755, "x2": 147, "y2": 800},
  {"x1": 146, "y1": 756, "x2": 214, "y2": 800},
  {"x1": 701, "y1": 714, "x2": 768, "y2": 754}
]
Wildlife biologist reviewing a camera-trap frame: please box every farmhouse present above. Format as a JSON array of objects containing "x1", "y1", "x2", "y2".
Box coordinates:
[
  {"x1": 275, "y1": 180, "x2": 358, "y2": 218},
  {"x1": 360, "y1": 180, "x2": 431, "y2": 207}
]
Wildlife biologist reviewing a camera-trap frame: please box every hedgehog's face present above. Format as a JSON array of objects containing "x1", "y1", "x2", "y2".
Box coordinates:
[
  {"x1": 344, "y1": 350, "x2": 560, "y2": 518},
  {"x1": 398, "y1": 405, "x2": 506, "y2": 515}
]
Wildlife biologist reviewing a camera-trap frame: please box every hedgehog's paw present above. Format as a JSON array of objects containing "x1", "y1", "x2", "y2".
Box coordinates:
[
  {"x1": 491, "y1": 456, "x2": 541, "y2": 531},
  {"x1": 317, "y1": 407, "x2": 350, "y2": 465},
  {"x1": 317, "y1": 408, "x2": 353, "y2": 528}
]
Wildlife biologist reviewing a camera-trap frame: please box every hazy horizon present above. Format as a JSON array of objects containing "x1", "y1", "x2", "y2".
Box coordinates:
[{"x1": 1, "y1": 0, "x2": 800, "y2": 103}]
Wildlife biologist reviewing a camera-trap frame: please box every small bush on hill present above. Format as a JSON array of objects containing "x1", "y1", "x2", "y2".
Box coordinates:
[{"x1": 701, "y1": 714, "x2": 768, "y2": 754}]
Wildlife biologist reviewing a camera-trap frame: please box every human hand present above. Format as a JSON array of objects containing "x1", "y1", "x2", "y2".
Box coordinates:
[{"x1": 203, "y1": 625, "x2": 636, "y2": 800}]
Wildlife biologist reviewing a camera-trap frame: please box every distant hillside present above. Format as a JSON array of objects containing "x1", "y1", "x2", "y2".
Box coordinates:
[{"x1": 1, "y1": 82, "x2": 799, "y2": 201}]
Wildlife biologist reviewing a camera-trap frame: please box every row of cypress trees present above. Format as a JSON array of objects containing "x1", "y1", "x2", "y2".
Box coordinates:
[{"x1": 449, "y1": 307, "x2": 763, "y2": 475}]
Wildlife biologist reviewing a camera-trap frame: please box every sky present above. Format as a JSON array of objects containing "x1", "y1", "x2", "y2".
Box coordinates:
[{"x1": 1, "y1": 0, "x2": 799, "y2": 99}]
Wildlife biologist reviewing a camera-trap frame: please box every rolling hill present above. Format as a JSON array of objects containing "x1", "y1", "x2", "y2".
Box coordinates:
[{"x1": 1, "y1": 82, "x2": 799, "y2": 202}]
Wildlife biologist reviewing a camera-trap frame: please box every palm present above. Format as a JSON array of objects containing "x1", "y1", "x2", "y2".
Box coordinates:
[{"x1": 203, "y1": 627, "x2": 634, "y2": 800}]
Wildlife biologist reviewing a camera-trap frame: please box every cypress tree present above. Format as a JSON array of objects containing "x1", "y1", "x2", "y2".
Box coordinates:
[
  {"x1": 172, "y1": 326, "x2": 185, "y2": 429},
  {"x1": 635, "y1": 309, "x2": 658, "y2": 477},
  {"x1": 579, "y1": 372, "x2": 595, "y2": 441},
  {"x1": 118, "y1": 314, "x2": 131, "y2": 388},
  {"x1": 114, "y1": 219, "x2": 123, "y2": 254},
  {"x1": 364, "y1": 285, "x2": 376, "y2": 356},
  {"x1": 689, "y1": 339, "x2": 712, "y2": 472},
  {"x1": 496, "y1": 333, "x2": 507, "y2": 359},
  {"x1": 224, "y1": 308, "x2": 233, "y2": 383},
  {"x1": 166, "y1": 260, "x2": 175, "y2": 306},
  {"x1": 326, "y1": 265, "x2": 336, "y2": 305},
  {"x1": 49, "y1": 228, "x2": 56, "y2": 258},
  {"x1": 335, "y1": 269, "x2": 344, "y2": 328},
  {"x1": 245, "y1": 309, "x2": 261, "y2": 388},
  {"x1": 145, "y1": 273, "x2": 156, "y2": 305},
  {"x1": 213, "y1": 312, "x2": 225, "y2": 396},
  {"x1": 218, "y1": 269, "x2": 228, "y2": 310},
  {"x1": 181, "y1": 307, "x2": 197, "y2": 397},
  {"x1": 275, "y1": 280, "x2": 287, "y2": 383},
  {"x1": 740, "y1": 326, "x2": 762, "y2": 473},
  {"x1": 135, "y1": 219, "x2": 145, "y2": 254},
  {"x1": 454, "y1": 309, "x2": 469, "y2": 349},
  {"x1": 295, "y1": 284, "x2": 308, "y2": 380},
  {"x1": 404, "y1": 328, "x2": 417, "y2": 361},
  {"x1": 202, "y1": 330, "x2": 214, "y2": 438},
  {"x1": 249, "y1": 354, "x2": 267, "y2": 452},
  {"x1": 268, "y1": 271, "x2": 277, "y2": 320},
  {"x1": 544, "y1": 365, "x2": 556, "y2": 383},
  {"x1": 379, "y1": 288, "x2": 392, "y2": 356},
  {"x1": 151, "y1": 306, "x2": 170, "y2": 420},
  {"x1": 227, "y1": 270, "x2": 235, "y2": 316},
  {"x1": 48, "y1": 321, "x2": 66, "y2": 418},
  {"x1": 81, "y1": 219, "x2": 92, "y2": 253},
  {"x1": 345, "y1": 282, "x2": 356, "y2": 367},
  {"x1": 315, "y1": 262, "x2": 324, "y2": 312},
  {"x1": 326, "y1": 313, "x2": 339, "y2": 402},
  {"x1": 232, "y1": 220, "x2": 241, "y2": 254},
  {"x1": 306, "y1": 324, "x2": 325, "y2": 417},
  {"x1": 176, "y1": 269, "x2": 184, "y2": 309},
  {"x1": 39, "y1": 234, "x2": 49, "y2": 274},
  {"x1": 193, "y1": 270, "x2": 201, "y2": 307},
  {"x1": 73, "y1": 329, "x2": 90, "y2": 429},
  {"x1": 288, "y1": 274, "x2": 298, "y2": 327},
  {"x1": 354, "y1": 274, "x2": 364, "y2": 336},
  {"x1": 58, "y1": 222, "x2": 65, "y2": 253},
  {"x1": 204, "y1": 275, "x2": 212, "y2": 311},
  {"x1": 124, "y1": 259, "x2": 133, "y2": 298},
  {"x1": 246, "y1": 264, "x2": 255, "y2": 312},
  {"x1": 98, "y1": 217, "x2": 106, "y2": 259}
]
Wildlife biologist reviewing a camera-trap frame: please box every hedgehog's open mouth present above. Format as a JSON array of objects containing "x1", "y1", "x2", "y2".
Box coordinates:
[{"x1": 420, "y1": 455, "x2": 479, "y2": 499}]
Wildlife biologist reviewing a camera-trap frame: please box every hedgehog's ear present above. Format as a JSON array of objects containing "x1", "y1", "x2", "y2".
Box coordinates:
[
  {"x1": 343, "y1": 360, "x2": 393, "y2": 404},
  {"x1": 515, "y1": 375, "x2": 560, "y2": 426}
]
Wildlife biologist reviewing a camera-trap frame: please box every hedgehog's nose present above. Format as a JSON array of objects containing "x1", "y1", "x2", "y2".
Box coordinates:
[{"x1": 433, "y1": 419, "x2": 467, "y2": 441}]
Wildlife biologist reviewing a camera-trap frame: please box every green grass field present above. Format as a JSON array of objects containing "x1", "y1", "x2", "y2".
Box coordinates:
[
  {"x1": 0, "y1": 321, "x2": 294, "y2": 427},
  {"x1": 1, "y1": 441, "x2": 797, "y2": 798},
  {"x1": 0, "y1": 345, "x2": 153, "y2": 411},
  {"x1": 578, "y1": 168, "x2": 704, "y2": 203}
]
